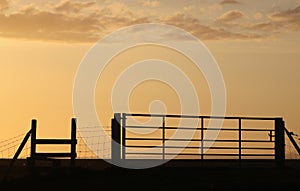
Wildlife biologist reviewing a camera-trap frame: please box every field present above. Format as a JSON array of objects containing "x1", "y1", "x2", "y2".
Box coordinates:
[{"x1": 1, "y1": 159, "x2": 300, "y2": 191}]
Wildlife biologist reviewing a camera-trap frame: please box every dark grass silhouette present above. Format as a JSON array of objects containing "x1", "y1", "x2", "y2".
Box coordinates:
[{"x1": 1, "y1": 159, "x2": 300, "y2": 191}]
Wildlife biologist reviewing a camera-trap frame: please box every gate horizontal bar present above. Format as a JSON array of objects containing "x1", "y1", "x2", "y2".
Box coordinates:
[
  {"x1": 36, "y1": 139, "x2": 75, "y2": 144},
  {"x1": 35, "y1": 152, "x2": 75, "y2": 158},
  {"x1": 125, "y1": 126, "x2": 274, "y2": 132},
  {"x1": 125, "y1": 152, "x2": 275, "y2": 156},
  {"x1": 125, "y1": 113, "x2": 276, "y2": 120},
  {"x1": 126, "y1": 138, "x2": 275, "y2": 142},
  {"x1": 126, "y1": 145, "x2": 275, "y2": 150}
]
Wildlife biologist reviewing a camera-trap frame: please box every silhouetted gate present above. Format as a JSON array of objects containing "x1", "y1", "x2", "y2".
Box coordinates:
[{"x1": 111, "y1": 113, "x2": 285, "y2": 166}]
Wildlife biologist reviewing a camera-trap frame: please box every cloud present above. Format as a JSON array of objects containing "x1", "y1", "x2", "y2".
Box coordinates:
[
  {"x1": 95, "y1": 2, "x2": 149, "y2": 30},
  {"x1": 270, "y1": 5, "x2": 300, "y2": 21},
  {"x1": 216, "y1": 10, "x2": 244, "y2": 23},
  {"x1": 272, "y1": 5, "x2": 300, "y2": 30},
  {"x1": 54, "y1": 0, "x2": 96, "y2": 13},
  {"x1": 253, "y1": 12, "x2": 263, "y2": 20},
  {"x1": 248, "y1": 5, "x2": 300, "y2": 32},
  {"x1": 183, "y1": 5, "x2": 194, "y2": 13},
  {"x1": 0, "y1": 1, "x2": 147, "y2": 43},
  {"x1": 0, "y1": 0, "x2": 9, "y2": 11},
  {"x1": 0, "y1": 1, "x2": 275, "y2": 43},
  {"x1": 0, "y1": 9, "x2": 101, "y2": 42},
  {"x1": 220, "y1": 0, "x2": 240, "y2": 5},
  {"x1": 199, "y1": 3, "x2": 223, "y2": 16},
  {"x1": 161, "y1": 13, "x2": 260, "y2": 41},
  {"x1": 139, "y1": 0, "x2": 160, "y2": 8},
  {"x1": 249, "y1": 22, "x2": 281, "y2": 32},
  {"x1": 98, "y1": 2, "x2": 135, "y2": 17}
]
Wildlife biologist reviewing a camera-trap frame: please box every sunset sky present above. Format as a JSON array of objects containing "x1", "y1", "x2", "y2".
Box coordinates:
[{"x1": 1, "y1": 0, "x2": 300, "y2": 157}]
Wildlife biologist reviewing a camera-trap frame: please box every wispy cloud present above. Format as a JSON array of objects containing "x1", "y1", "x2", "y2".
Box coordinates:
[
  {"x1": 0, "y1": 0, "x2": 10, "y2": 11},
  {"x1": 0, "y1": 1, "x2": 298, "y2": 43},
  {"x1": 216, "y1": 10, "x2": 244, "y2": 23},
  {"x1": 139, "y1": 0, "x2": 160, "y2": 8},
  {"x1": 249, "y1": 22, "x2": 283, "y2": 32},
  {"x1": 219, "y1": 0, "x2": 240, "y2": 5},
  {"x1": 249, "y1": 5, "x2": 300, "y2": 32},
  {"x1": 0, "y1": 1, "x2": 145, "y2": 43},
  {"x1": 54, "y1": 0, "x2": 96, "y2": 13},
  {"x1": 253, "y1": 11, "x2": 263, "y2": 20},
  {"x1": 270, "y1": 5, "x2": 300, "y2": 21},
  {"x1": 0, "y1": 7, "x2": 101, "y2": 42},
  {"x1": 161, "y1": 12, "x2": 260, "y2": 41}
]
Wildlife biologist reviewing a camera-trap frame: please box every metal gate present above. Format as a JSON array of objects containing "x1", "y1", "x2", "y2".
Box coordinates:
[{"x1": 111, "y1": 113, "x2": 285, "y2": 165}]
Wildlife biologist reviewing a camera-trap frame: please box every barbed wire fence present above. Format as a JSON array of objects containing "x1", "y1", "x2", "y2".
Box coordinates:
[
  {"x1": 0, "y1": 133, "x2": 31, "y2": 159},
  {"x1": 286, "y1": 133, "x2": 300, "y2": 160},
  {"x1": 0, "y1": 126, "x2": 112, "y2": 160},
  {"x1": 76, "y1": 126, "x2": 111, "y2": 159}
]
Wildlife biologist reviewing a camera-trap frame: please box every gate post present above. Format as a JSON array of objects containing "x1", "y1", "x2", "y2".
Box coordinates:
[
  {"x1": 275, "y1": 118, "x2": 285, "y2": 167},
  {"x1": 30, "y1": 119, "x2": 37, "y2": 165},
  {"x1": 71, "y1": 118, "x2": 77, "y2": 167},
  {"x1": 112, "y1": 113, "x2": 121, "y2": 163}
]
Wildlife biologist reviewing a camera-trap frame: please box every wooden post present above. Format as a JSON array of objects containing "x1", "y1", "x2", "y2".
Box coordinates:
[
  {"x1": 30, "y1": 119, "x2": 37, "y2": 165},
  {"x1": 71, "y1": 118, "x2": 77, "y2": 167},
  {"x1": 112, "y1": 113, "x2": 121, "y2": 163},
  {"x1": 275, "y1": 118, "x2": 285, "y2": 167},
  {"x1": 3, "y1": 129, "x2": 32, "y2": 182}
]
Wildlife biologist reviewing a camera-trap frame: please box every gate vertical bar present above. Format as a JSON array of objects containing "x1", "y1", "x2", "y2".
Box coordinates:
[
  {"x1": 71, "y1": 118, "x2": 77, "y2": 167},
  {"x1": 238, "y1": 118, "x2": 242, "y2": 161},
  {"x1": 112, "y1": 113, "x2": 121, "y2": 163},
  {"x1": 122, "y1": 113, "x2": 126, "y2": 160},
  {"x1": 162, "y1": 116, "x2": 165, "y2": 160},
  {"x1": 30, "y1": 119, "x2": 37, "y2": 165},
  {"x1": 275, "y1": 118, "x2": 285, "y2": 167},
  {"x1": 201, "y1": 117, "x2": 204, "y2": 160}
]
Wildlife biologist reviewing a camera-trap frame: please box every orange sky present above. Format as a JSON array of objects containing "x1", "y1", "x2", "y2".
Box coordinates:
[{"x1": 1, "y1": 0, "x2": 300, "y2": 158}]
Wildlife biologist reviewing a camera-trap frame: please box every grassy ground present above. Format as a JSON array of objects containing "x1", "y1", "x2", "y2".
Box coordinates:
[{"x1": 1, "y1": 159, "x2": 300, "y2": 191}]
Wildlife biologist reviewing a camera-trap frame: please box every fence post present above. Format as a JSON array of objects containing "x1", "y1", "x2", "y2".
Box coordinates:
[
  {"x1": 275, "y1": 118, "x2": 285, "y2": 167},
  {"x1": 30, "y1": 119, "x2": 37, "y2": 165},
  {"x1": 71, "y1": 118, "x2": 77, "y2": 167},
  {"x1": 112, "y1": 113, "x2": 121, "y2": 163}
]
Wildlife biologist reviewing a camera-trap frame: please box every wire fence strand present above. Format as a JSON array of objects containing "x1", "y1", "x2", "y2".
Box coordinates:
[
  {"x1": 0, "y1": 126, "x2": 111, "y2": 159},
  {"x1": 0, "y1": 126, "x2": 300, "y2": 160}
]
